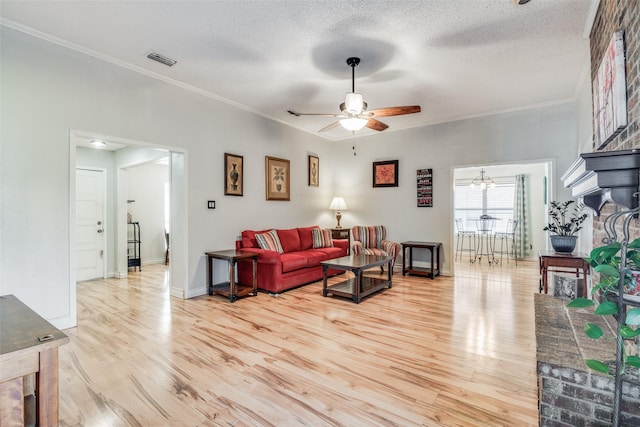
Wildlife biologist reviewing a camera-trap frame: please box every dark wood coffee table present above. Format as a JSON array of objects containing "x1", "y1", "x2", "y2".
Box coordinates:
[{"x1": 321, "y1": 255, "x2": 392, "y2": 303}]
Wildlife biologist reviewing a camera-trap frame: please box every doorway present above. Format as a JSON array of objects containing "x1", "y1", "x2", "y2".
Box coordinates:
[
  {"x1": 69, "y1": 130, "x2": 188, "y2": 323},
  {"x1": 452, "y1": 161, "x2": 551, "y2": 267}
]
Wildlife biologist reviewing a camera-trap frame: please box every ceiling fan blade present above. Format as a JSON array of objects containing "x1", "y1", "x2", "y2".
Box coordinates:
[
  {"x1": 288, "y1": 110, "x2": 340, "y2": 117},
  {"x1": 366, "y1": 118, "x2": 389, "y2": 132},
  {"x1": 367, "y1": 106, "x2": 421, "y2": 117},
  {"x1": 319, "y1": 121, "x2": 341, "y2": 132}
]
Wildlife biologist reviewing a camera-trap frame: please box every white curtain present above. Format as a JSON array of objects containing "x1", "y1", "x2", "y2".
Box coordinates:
[{"x1": 515, "y1": 174, "x2": 531, "y2": 259}]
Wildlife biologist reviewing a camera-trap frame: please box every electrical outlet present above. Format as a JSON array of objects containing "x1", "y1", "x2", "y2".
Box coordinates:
[{"x1": 208, "y1": 201, "x2": 215, "y2": 209}]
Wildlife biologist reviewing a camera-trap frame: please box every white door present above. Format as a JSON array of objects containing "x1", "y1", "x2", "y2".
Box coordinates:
[{"x1": 76, "y1": 168, "x2": 106, "y2": 281}]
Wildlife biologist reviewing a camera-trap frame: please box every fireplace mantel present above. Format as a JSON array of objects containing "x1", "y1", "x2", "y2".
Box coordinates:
[{"x1": 562, "y1": 149, "x2": 640, "y2": 215}]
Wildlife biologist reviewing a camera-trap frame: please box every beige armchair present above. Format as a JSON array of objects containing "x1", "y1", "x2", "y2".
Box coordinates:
[{"x1": 351, "y1": 225, "x2": 400, "y2": 272}]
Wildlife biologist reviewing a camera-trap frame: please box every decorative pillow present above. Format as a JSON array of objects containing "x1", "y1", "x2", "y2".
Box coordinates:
[
  {"x1": 255, "y1": 229, "x2": 284, "y2": 254},
  {"x1": 312, "y1": 228, "x2": 334, "y2": 248}
]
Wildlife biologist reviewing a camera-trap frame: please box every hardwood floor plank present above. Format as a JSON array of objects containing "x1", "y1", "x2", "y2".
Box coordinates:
[{"x1": 60, "y1": 261, "x2": 540, "y2": 426}]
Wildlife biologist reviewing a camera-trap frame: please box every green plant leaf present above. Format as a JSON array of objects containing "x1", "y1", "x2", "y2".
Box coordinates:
[
  {"x1": 626, "y1": 355, "x2": 640, "y2": 368},
  {"x1": 620, "y1": 326, "x2": 640, "y2": 339},
  {"x1": 594, "y1": 301, "x2": 618, "y2": 315},
  {"x1": 584, "y1": 323, "x2": 603, "y2": 339},
  {"x1": 628, "y1": 238, "x2": 640, "y2": 249},
  {"x1": 594, "y1": 264, "x2": 620, "y2": 278},
  {"x1": 627, "y1": 308, "x2": 640, "y2": 326},
  {"x1": 567, "y1": 298, "x2": 594, "y2": 308},
  {"x1": 585, "y1": 359, "x2": 610, "y2": 374}
]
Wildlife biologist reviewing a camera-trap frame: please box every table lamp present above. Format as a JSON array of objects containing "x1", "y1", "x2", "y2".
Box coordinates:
[{"x1": 329, "y1": 197, "x2": 347, "y2": 229}]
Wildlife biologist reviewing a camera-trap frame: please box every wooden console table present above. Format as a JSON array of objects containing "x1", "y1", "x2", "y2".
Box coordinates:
[
  {"x1": 205, "y1": 250, "x2": 258, "y2": 302},
  {"x1": 538, "y1": 251, "x2": 590, "y2": 296},
  {"x1": 401, "y1": 241, "x2": 442, "y2": 279},
  {"x1": 0, "y1": 294, "x2": 69, "y2": 426}
]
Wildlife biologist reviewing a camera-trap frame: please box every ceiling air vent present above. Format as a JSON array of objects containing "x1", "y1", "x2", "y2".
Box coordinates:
[{"x1": 146, "y1": 51, "x2": 177, "y2": 67}]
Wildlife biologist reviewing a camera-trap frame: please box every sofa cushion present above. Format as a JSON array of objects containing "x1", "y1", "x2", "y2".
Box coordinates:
[
  {"x1": 280, "y1": 253, "x2": 309, "y2": 273},
  {"x1": 297, "y1": 226, "x2": 319, "y2": 250},
  {"x1": 277, "y1": 228, "x2": 301, "y2": 253},
  {"x1": 296, "y1": 249, "x2": 328, "y2": 266},
  {"x1": 255, "y1": 230, "x2": 284, "y2": 254},
  {"x1": 314, "y1": 247, "x2": 344, "y2": 259},
  {"x1": 241, "y1": 229, "x2": 270, "y2": 249},
  {"x1": 312, "y1": 228, "x2": 334, "y2": 248}
]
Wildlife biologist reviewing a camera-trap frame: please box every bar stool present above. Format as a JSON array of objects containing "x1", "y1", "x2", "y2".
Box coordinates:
[
  {"x1": 494, "y1": 219, "x2": 518, "y2": 265},
  {"x1": 455, "y1": 218, "x2": 477, "y2": 262}
]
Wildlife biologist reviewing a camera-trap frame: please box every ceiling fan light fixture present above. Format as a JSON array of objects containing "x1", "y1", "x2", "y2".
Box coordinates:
[
  {"x1": 340, "y1": 117, "x2": 368, "y2": 132},
  {"x1": 344, "y1": 92, "x2": 365, "y2": 114}
]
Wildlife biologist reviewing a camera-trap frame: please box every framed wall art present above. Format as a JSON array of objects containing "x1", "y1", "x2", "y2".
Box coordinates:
[
  {"x1": 224, "y1": 153, "x2": 243, "y2": 196},
  {"x1": 593, "y1": 30, "x2": 627, "y2": 149},
  {"x1": 308, "y1": 155, "x2": 319, "y2": 186},
  {"x1": 417, "y1": 168, "x2": 433, "y2": 207},
  {"x1": 373, "y1": 160, "x2": 399, "y2": 187},
  {"x1": 265, "y1": 156, "x2": 290, "y2": 201}
]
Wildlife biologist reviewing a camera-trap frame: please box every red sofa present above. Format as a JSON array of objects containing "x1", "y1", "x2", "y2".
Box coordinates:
[{"x1": 235, "y1": 226, "x2": 348, "y2": 294}]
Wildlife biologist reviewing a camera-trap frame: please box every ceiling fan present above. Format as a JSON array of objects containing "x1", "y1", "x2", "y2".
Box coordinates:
[{"x1": 287, "y1": 57, "x2": 421, "y2": 133}]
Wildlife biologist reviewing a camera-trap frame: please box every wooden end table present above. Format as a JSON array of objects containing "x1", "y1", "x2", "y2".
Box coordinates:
[
  {"x1": 321, "y1": 255, "x2": 392, "y2": 303},
  {"x1": 0, "y1": 295, "x2": 69, "y2": 426},
  {"x1": 330, "y1": 228, "x2": 351, "y2": 254},
  {"x1": 401, "y1": 241, "x2": 442, "y2": 279},
  {"x1": 538, "y1": 250, "x2": 590, "y2": 296},
  {"x1": 205, "y1": 250, "x2": 258, "y2": 302}
]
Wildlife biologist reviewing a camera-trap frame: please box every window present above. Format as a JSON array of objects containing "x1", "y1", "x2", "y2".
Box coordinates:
[{"x1": 454, "y1": 177, "x2": 516, "y2": 232}]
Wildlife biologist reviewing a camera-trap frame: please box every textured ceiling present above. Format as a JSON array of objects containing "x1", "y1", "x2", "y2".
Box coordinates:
[{"x1": 0, "y1": 0, "x2": 598, "y2": 141}]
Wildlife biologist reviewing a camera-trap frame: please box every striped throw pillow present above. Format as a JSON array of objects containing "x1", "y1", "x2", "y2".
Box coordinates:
[
  {"x1": 312, "y1": 228, "x2": 334, "y2": 248},
  {"x1": 255, "y1": 229, "x2": 284, "y2": 253}
]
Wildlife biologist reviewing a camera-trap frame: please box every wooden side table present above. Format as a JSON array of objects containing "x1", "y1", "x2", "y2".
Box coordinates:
[
  {"x1": 401, "y1": 241, "x2": 442, "y2": 279},
  {"x1": 331, "y1": 228, "x2": 351, "y2": 254},
  {"x1": 538, "y1": 250, "x2": 590, "y2": 296},
  {"x1": 0, "y1": 295, "x2": 69, "y2": 426},
  {"x1": 205, "y1": 250, "x2": 258, "y2": 302}
]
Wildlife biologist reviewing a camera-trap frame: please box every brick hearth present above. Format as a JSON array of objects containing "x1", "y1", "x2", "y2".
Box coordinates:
[{"x1": 535, "y1": 294, "x2": 640, "y2": 426}]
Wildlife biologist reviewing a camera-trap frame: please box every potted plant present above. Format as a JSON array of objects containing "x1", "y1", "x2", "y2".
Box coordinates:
[
  {"x1": 543, "y1": 200, "x2": 588, "y2": 253},
  {"x1": 273, "y1": 167, "x2": 285, "y2": 192}
]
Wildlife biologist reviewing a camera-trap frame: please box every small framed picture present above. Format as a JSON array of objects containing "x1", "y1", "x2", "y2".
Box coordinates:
[
  {"x1": 224, "y1": 153, "x2": 243, "y2": 196},
  {"x1": 308, "y1": 155, "x2": 319, "y2": 186},
  {"x1": 373, "y1": 160, "x2": 399, "y2": 187},
  {"x1": 265, "y1": 156, "x2": 290, "y2": 201}
]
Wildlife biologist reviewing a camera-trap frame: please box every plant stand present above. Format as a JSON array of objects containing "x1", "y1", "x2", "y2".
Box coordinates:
[{"x1": 601, "y1": 206, "x2": 640, "y2": 427}]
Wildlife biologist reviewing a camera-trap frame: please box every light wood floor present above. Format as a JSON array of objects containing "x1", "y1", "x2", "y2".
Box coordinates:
[{"x1": 60, "y1": 259, "x2": 541, "y2": 426}]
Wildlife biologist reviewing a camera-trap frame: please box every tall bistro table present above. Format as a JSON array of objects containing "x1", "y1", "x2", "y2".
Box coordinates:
[
  {"x1": 0, "y1": 294, "x2": 69, "y2": 426},
  {"x1": 538, "y1": 250, "x2": 590, "y2": 296},
  {"x1": 401, "y1": 241, "x2": 442, "y2": 279},
  {"x1": 205, "y1": 250, "x2": 259, "y2": 302},
  {"x1": 321, "y1": 255, "x2": 392, "y2": 303}
]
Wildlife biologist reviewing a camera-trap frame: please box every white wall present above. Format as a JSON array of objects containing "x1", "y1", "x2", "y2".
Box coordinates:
[
  {"x1": 1, "y1": 26, "x2": 583, "y2": 328},
  {"x1": 0, "y1": 26, "x2": 331, "y2": 328},
  {"x1": 328, "y1": 103, "x2": 580, "y2": 275}
]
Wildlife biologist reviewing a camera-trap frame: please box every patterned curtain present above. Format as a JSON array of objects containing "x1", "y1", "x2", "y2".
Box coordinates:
[{"x1": 514, "y1": 174, "x2": 531, "y2": 259}]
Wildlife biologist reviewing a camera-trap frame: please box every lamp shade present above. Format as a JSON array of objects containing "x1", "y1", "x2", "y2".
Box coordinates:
[
  {"x1": 339, "y1": 117, "x2": 368, "y2": 131},
  {"x1": 329, "y1": 197, "x2": 347, "y2": 211}
]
